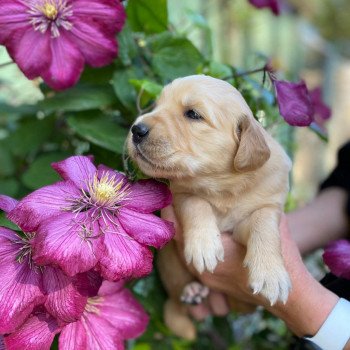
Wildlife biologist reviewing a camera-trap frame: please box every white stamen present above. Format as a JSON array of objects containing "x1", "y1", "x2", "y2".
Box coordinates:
[{"x1": 28, "y1": 0, "x2": 73, "y2": 38}]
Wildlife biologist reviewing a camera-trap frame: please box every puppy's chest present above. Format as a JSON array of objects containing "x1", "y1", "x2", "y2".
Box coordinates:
[{"x1": 209, "y1": 198, "x2": 250, "y2": 233}]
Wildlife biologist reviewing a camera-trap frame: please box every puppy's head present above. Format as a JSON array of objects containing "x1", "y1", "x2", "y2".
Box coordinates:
[{"x1": 127, "y1": 75, "x2": 270, "y2": 179}]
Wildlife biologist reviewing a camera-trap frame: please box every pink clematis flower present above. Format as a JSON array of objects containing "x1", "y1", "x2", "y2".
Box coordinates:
[
  {"x1": 3, "y1": 312, "x2": 61, "y2": 350},
  {"x1": 323, "y1": 240, "x2": 350, "y2": 280},
  {"x1": 8, "y1": 156, "x2": 174, "y2": 280},
  {"x1": 0, "y1": 196, "x2": 99, "y2": 332},
  {"x1": 0, "y1": 0, "x2": 126, "y2": 90},
  {"x1": 265, "y1": 64, "x2": 314, "y2": 127},
  {"x1": 272, "y1": 79, "x2": 314, "y2": 126},
  {"x1": 248, "y1": 0, "x2": 281, "y2": 15},
  {"x1": 59, "y1": 280, "x2": 149, "y2": 350},
  {"x1": 309, "y1": 87, "x2": 332, "y2": 131},
  {"x1": 0, "y1": 226, "x2": 46, "y2": 334}
]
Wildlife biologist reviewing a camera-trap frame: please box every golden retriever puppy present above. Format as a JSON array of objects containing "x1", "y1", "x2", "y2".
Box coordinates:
[{"x1": 127, "y1": 75, "x2": 292, "y2": 338}]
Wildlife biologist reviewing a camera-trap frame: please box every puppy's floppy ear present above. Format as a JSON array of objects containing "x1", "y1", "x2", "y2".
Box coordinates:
[{"x1": 233, "y1": 115, "x2": 271, "y2": 172}]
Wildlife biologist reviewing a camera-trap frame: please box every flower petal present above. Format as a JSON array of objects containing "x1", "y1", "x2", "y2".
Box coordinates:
[
  {"x1": 310, "y1": 87, "x2": 332, "y2": 121},
  {"x1": 4, "y1": 313, "x2": 60, "y2": 350},
  {"x1": 82, "y1": 271, "x2": 104, "y2": 297},
  {"x1": 61, "y1": 304, "x2": 124, "y2": 350},
  {"x1": 126, "y1": 179, "x2": 173, "y2": 213},
  {"x1": 42, "y1": 266, "x2": 88, "y2": 323},
  {"x1": 33, "y1": 212, "x2": 104, "y2": 276},
  {"x1": 323, "y1": 239, "x2": 350, "y2": 279},
  {"x1": 0, "y1": 228, "x2": 46, "y2": 334},
  {"x1": 83, "y1": 311, "x2": 124, "y2": 350},
  {"x1": 69, "y1": 19, "x2": 118, "y2": 67},
  {"x1": 0, "y1": 194, "x2": 18, "y2": 213},
  {"x1": 98, "y1": 280, "x2": 124, "y2": 297},
  {"x1": 41, "y1": 32, "x2": 84, "y2": 90},
  {"x1": 59, "y1": 321, "x2": 87, "y2": 350},
  {"x1": 248, "y1": 0, "x2": 280, "y2": 15},
  {"x1": 72, "y1": 0, "x2": 126, "y2": 33},
  {"x1": 52, "y1": 156, "x2": 96, "y2": 191},
  {"x1": 98, "y1": 289, "x2": 149, "y2": 339},
  {"x1": 97, "y1": 165, "x2": 128, "y2": 185},
  {"x1": 98, "y1": 216, "x2": 153, "y2": 281},
  {"x1": 119, "y1": 208, "x2": 175, "y2": 249},
  {"x1": 8, "y1": 181, "x2": 81, "y2": 232},
  {"x1": 0, "y1": 1, "x2": 29, "y2": 43},
  {"x1": 273, "y1": 79, "x2": 314, "y2": 126},
  {"x1": 7, "y1": 28, "x2": 52, "y2": 80}
]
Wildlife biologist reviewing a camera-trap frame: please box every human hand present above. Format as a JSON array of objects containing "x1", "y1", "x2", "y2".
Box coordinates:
[{"x1": 161, "y1": 205, "x2": 339, "y2": 337}]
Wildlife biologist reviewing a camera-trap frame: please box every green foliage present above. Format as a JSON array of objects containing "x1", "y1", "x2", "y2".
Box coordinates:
[{"x1": 0, "y1": 0, "x2": 304, "y2": 348}]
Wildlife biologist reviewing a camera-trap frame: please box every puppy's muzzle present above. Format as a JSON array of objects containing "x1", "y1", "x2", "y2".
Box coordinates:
[{"x1": 131, "y1": 123, "x2": 149, "y2": 145}]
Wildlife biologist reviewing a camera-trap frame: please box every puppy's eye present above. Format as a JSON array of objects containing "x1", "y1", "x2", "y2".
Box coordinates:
[{"x1": 184, "y1": 109, "x2": 203, "y2": 120}]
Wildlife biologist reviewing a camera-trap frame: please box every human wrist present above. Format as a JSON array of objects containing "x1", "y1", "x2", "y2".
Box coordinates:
[
  {"x1": 268, "y1": 270, "x2": 339, "y2": 337},
  {"x1": 305, "y1": 298, "x2": 350, "y2": 350}
]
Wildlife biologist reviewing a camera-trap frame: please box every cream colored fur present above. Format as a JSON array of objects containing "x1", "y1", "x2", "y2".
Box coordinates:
[{"x1": 128, "y1": 75, "x2": 292, "y2": 338}]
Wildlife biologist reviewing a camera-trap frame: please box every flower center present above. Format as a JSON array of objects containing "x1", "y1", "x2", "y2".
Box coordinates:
[
  {"x1": 88, "y1": 173, "x2": 128, "y2": 207},
  {"x1": 85, "y1": 297, "x2": 103, "y2": 314},
  {"x1": 14, "y1": 233, "x2": 37, "y2": 269},
  {"x1": 42, "y1": 3, "x2": 58, "y2": 19},
  {"x1": 64, "y1": 172, "x2": 130, "y2": 216},
  {"x1": 94, "y1": 182, "x2": 119, "y2": 205},
  {"x1": 28, "y1": 0, "x2": 73, "y2": 38}
]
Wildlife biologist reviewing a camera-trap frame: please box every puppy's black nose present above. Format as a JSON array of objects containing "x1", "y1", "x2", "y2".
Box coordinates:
[{"x1": 131, "y1": 123, "x2": 149, "y2": 144}]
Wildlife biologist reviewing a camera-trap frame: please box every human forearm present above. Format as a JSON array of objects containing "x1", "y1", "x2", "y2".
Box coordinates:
[
  {"x1": 288, "y1": 188, "x2": 348, "y2": 254},
  {"x1": 269, "y1": 269, "x2": 339, "y2": 337}
]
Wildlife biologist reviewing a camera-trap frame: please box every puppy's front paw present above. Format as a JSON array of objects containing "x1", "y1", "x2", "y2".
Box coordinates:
[
  {"x1": 185, "y1": 232, "x2": 224, "y2": 273},
  {"x1": 245, "y1": 255, "x2": 291, "y2": 305},
  {"x1": 180, "y1": 282, "x2": 209, "y2": 305}
]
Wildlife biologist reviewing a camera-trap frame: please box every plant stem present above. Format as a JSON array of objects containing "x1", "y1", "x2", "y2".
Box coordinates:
[
  {"x1": 0, "y1": 61, "x2": 14, "y2": 68},
  {"x1": 223, "y1": 66, "x2": 267, "y2": 81},
  {"x1": 234, "y1": 66, "x2": 266, "y2": 78}
]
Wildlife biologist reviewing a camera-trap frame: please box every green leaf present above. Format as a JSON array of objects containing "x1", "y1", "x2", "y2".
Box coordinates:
[
  {"x1": 0, "y1": 178, "x2": 19, "y2": 197},
  {"x1": 8, "y1": 117, "x2": 54, "y2": 157},
  {"x1": 38, "y1": 85, "x2": 116, "y2": 113},
  {"x1": 117, "y1": 24, "x2": 139, "y2": 66},
  {"x1": 126, "y1": 0, "x2": 168, "y2": 34},
  {"x1": 0, "y1": 143, "x2": 15, "y2": 176},
  {"x1": 0, "y1": 103, "x2": 38, "y2": 122},
  {"x1": 80, "y1": 65, "x2": 115, "y2": 85},
  {"x1": 21, "y1": 152, "x2": 70, "y2": 190},
  {"x1": 130, "y1": 79, "x2": 163, "y2": 98},
  {"x1": 149, "y1": 33, "x2": 204, "y2": 82},
  {"x1": 128, "y1": 79, "x2": 162, "y2": 109},
  {"x1": 67, "y1": 114, "x2": 128, "y2": 154},
  {"x1": 0, "y1": 212, "x2": 20, "y2": 231},
  {"x1": 112, "y1": 68, "x2": 139, "y2": 112},
  {"x1": 206, "y1": 61, "x2": 233, "y2": 79},
  {"x1": 132, "y1": 344, "x2": 152, "y2": 350}
]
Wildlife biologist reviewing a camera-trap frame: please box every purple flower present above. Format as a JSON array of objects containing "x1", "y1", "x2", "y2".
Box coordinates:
[
  {"x1": 3, "y1": 312, "x2": 61, "y2": 350},
  {"x1": 0, "y1": 227, "x2": 46, "y2": 334},
  {"x1": 0, "y1": 0, "x2": 126, "y2": 90},
  {"x1": 310, "y1": 87, "x2": 332, "y2": 127},
  {"x1": 272, "y1": 79, "x2": 314, "y2": 126},
  {"x1": 0, "y1": 226, "x2": 99, "y2": 332},
  {"x1": 323, "y1": 240, "x2": 350, "y2": 279},
  {"x1": 59, "y1": 280, "x2": 149, "y2": 350},
  {"x1": 248, "y1": 0, "x2": 281, "y2": 15},
  {"x1": 0, "y1": 196, "x2": 98, "y2": 331},
  {"x1": 8, "y1": 156, "x2": 174, "y2": 280}
]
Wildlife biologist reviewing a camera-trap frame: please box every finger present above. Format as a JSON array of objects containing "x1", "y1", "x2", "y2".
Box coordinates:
[
  {"x1": 188, "y1": 303, "x2": 211, "y2": 321},
  {"x1": 208, "y1": 290, "x2": 230, "y2": 316},
  {"x1": 227, "y1": 296, "x2": 257, "y2": 314}
]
